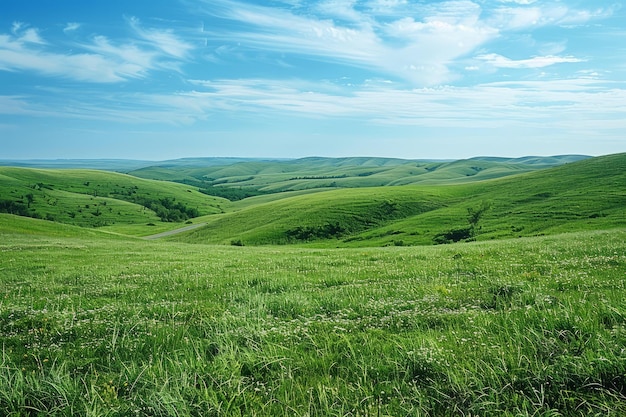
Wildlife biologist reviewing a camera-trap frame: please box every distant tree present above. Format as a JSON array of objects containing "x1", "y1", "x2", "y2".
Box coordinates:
[
  {"x1": 0, "y1": 200, "x2": 28, "y2": 216},
  {"x1": 25, "y1": 193, "x2": 34, "y2": 208},
  {"x1": 433, "y1": 201, "x2": 492, "y2": 244},
  {"x1": 466, "y1": 201, "x2": 492, "y2": 237},
  {"x1": 285, "y1": 222, "x2": 346, "y2": 241}
]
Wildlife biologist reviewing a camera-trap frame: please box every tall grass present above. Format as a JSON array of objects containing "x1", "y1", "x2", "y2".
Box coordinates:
[{"x1": 1, "y1": 229, "x2": 625, "y2": 415}]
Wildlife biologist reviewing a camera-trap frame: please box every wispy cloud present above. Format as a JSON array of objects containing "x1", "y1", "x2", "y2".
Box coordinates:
[
  {"x1": 176, "y1": 78, "x2": 626, "y2": 129},
  {"x1": 197, "y1": 0, "x2": 609, "y2": 86},
  {"x1": 6, "y1": 77, "x2": 625, "y2": 136},
  {"x1": 496, "y1": 0, "x2": 538, "y2": 5},
  {"x1": 128, "y1": 17, "x2": 194, "y2": 59},
  {"x1": 0, "y1": 95, "x2": 33, "y2": 115},
  {"x1": 477, "y1": 53, "x2": 585, "y2": 69},
  {"x1": 11, "y1": 22, "x2": 45, "y2": 44},
  {"x1": 489, "y1": 3, "x2": 616, "y2": 30},
  {"x1": 0, "y1": 18, "x2": 193, "y2": 83},
  {"x1": 0, "y1": 33, "x2": 148, "y2": 82},
  {"x1": 198, "y1": 0, "x2": 497, "y2": 85},
  {"x1": 63, "y1": 22, "x2": 81, "y2": 33}
]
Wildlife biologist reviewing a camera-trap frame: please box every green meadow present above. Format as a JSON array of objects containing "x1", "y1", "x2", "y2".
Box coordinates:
[
  {"x1": 1, "y1": 153, "x2": 625, "y2": 416},
  {"x1": 0, "y1": 167, "x2": 227, "y2": 234}
]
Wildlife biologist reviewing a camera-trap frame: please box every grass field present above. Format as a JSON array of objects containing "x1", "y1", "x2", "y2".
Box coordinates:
[
  {"x1": 1, "y1": 217, "x2": 625, "y2": 416},
  {"x1": 0, "y1": 153, "x2": 624, "y2": 415}
]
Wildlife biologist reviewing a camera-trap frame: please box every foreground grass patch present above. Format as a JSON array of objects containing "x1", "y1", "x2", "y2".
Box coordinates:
[{"x1": 1, "y1": 230, "x2": 625, "y2": 416}]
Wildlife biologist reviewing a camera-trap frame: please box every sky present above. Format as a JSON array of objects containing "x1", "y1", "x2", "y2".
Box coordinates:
[{"x1": 1, "y1": 0, "x2": 625, "y2": 160}]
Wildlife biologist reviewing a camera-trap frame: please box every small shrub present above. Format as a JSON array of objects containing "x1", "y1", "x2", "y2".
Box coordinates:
[
  {"x1": 285, "y1": 222, "x2": 346, "y2": 241},
  {"x1": 433, "y1": 227, "x2": 472, "y2": 244}
]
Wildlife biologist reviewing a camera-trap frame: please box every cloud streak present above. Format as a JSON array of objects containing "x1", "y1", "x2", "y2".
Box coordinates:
[
  {"x1": 0, "y1": 18, "x2": 193, "y2": 83},
  {"x1": 197, "y1": 0, "x2": 603, "y2": 86},
  {"x1": 128, "y1": 17, "x2": 194, "y2": 59},
  {"x1": 477, "y1": 53, "x2": 585, "y2": 69},
  {"x1": 179, "y1": 78, "x2": 626, "y2": 130},
  {"x1": 63, "y1": 22, "x2": 81, "y2": 33},
  {"x1": 5, "y1": 76, "x2": 625, "y2": 135}
]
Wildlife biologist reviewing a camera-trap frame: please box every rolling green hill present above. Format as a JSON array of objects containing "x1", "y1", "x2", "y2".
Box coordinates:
[
  {"x1": 0, "y1": 154, "x2": 620, "y2": 246},
  {"x1": 129, "y1": 155, "x2": 588, "y2": 194},
  {"x1": 0, "y1": 167, "x2": 228, "y2": 229},
  {"x1": 176, "y1": 186, "x2": 455, "y2": 245},
  {"x1": 173, "y1": 153, "x2": 625, "y2": 246}
]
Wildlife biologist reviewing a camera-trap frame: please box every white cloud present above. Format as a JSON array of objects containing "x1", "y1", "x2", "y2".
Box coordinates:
[
  {"x1": 477, "y1": 53, "x2": 585, "y2": 69},
  {"x1": 199, "y1": 0, "x2": 499, "y2": 86},
  {"x1": 128, "y1": 17, "x2": 194, "y2": 59},
  {"x1": 497, "y1": 0, "x2": 537, "y2": 4},
  {"x1": 63, "y1": 23, "x2": 81, "y2": 33},
  {"x1": 490, "y1": 6, "x2": 542, "y2": 29},
  {"x1": 0, "y1": 33, "x2": 148, "y2": 82},
  {"x1": 205, "y1": 1, "x2": 383, "y2": 63},
  {"x1": 315, "y1": 0, "x2": 365, "y2": 23},
  {"x1": 20, "y1": 28, "x2": 45, "y2": 44},
  {"x1": 490, "y1": 3, "x2": 615, "y2": 31},
  {"x1": 197, "y1": 0, "x2": 612, "y2": 86},
  {"x1": 85, "y1": 35, "x2": 156, "y2": 74},
  {"x1": 0, "y1": 95, "x2": 32, "y2": 114},
  {"x1": 11, "y1": 22, "x2": 24, "y2": 35},
  {"x1": 10, "y1": 22, "x2": 45, "y2": 44},
  {"x1": 3, "y1": 75, "x2": 626, "y2": 152},
  {"x1": 0, "y1": 20, "x2": 193, "y2": 83}
]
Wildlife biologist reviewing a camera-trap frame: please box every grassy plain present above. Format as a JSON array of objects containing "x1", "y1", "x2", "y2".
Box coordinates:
[{"x1": 1, "y1": 218, "x2": 625, "y2": 416}]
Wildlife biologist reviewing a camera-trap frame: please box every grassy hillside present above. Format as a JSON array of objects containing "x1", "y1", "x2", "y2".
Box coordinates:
[
  {"x1": 354, "y1": 152, "x2": 626, "y2": 246},
  {"x1": 175, "y1": 153, "x2": 625, "y2": 246},
  {"x1": 0, "y1": 167, "x2": 228, "y2": 228},
  {"x1": 179, "y1": 186, "x2": 455, "y2": 245},
  {"x1": 0, "y1": 213, "x2": 131, "y2": 240},
  {"x1": 129, "y1": 155, "x2": 587, "y2": 194},
  {"x1": 1, "y1": 228, "x2": 625, "y2": 416}
]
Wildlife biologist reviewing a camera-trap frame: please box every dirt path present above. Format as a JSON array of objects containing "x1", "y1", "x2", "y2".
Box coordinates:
[{"x1": 144, "y1": 222, "x2": 207, "y2": 240}]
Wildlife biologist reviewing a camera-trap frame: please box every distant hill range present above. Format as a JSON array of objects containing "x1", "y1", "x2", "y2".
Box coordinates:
[
  {"x1": 0, "y1": 157, "x2": 277, "y2": 172},
  {"x1": 0, "y1": 155, "x2": 588, "y2": 171},
  {"x1": 1, "y1": 155, "x2": 591, "y2": 197},
  {"x1": 125, "y1": 155, "x2": 590, "y2": 193},
  {"x1": 3, "y1": 153, "x2": 623, "y2": 247}
]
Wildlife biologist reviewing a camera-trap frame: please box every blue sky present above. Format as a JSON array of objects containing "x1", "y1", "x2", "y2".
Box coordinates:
[{"x1": 1, "y1": 0, "x2": 625, "y2": 160}]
